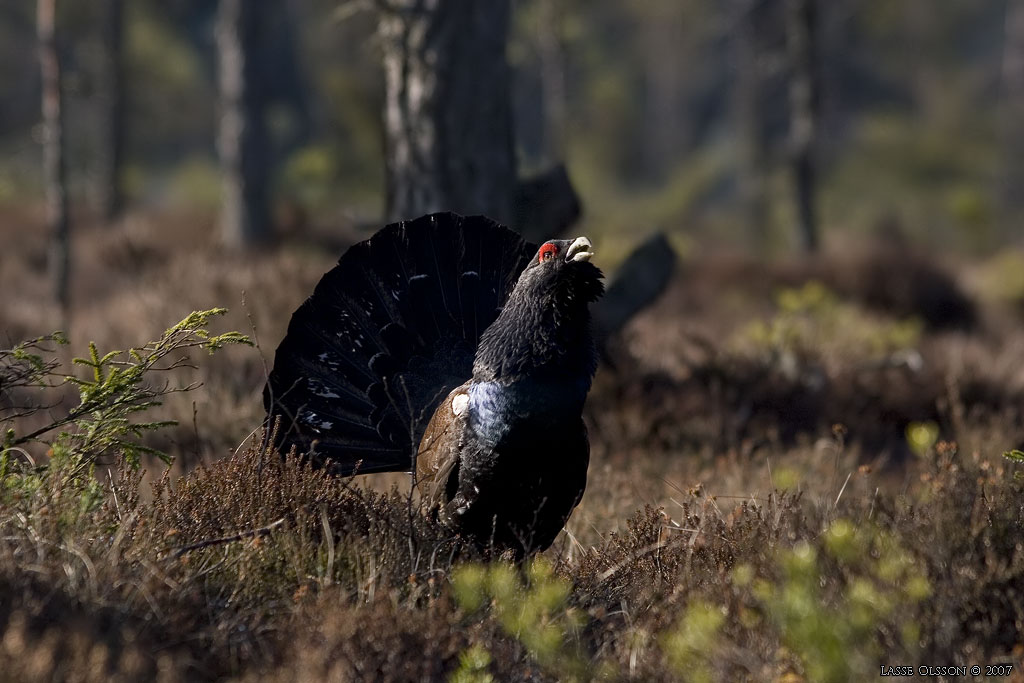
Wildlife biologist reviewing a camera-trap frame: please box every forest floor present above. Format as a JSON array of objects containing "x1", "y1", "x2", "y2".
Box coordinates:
[{"x1": 2, "y1": 206, "x2": 1024, "y2": 682}]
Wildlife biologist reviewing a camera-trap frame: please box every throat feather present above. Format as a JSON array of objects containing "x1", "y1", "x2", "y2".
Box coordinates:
[{"x1": 473, "y1": 296, "x2": 594, "y2": 382}]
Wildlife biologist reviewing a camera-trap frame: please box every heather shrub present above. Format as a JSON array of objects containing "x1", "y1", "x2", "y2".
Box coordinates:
[{"x1": 1, "y1": 302, "x2": 1023, "y2": 682}]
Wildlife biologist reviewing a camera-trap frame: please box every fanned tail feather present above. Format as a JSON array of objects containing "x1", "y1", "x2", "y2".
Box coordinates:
[{"x1": 264, "y1": 212, "x2": 536, "y2": 474}]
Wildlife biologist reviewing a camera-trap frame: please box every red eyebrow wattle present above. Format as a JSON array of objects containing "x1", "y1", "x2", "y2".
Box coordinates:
[{"x1": 539, "y1": 243, "x2": 558, "y2": 262}]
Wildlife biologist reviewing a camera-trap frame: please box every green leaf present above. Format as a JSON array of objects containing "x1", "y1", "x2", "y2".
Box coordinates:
[
  {"x1": 3, "y1": 308, "x2": 249, "y2": 473},
  {"x1": 1003, "y1": 449, "x2": 1024, "y2": 464}
]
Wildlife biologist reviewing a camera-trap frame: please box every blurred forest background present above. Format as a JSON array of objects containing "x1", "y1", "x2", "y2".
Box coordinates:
[
  {"x1": 1, "y1": 0, "x2": 1021, "y2": 258},
  {"x1": 3, "y1": 0, "x2": 1024, "y2": 472},
  {"x1": 5, "y1": 0, "x2": 1024, "y2": 472},
  {"x1": 5, "y1": 3, "x2": 1024, "y2": 680}
]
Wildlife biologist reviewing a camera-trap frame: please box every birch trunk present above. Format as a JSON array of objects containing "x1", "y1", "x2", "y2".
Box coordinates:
[
  {"x1": 216, "y1": 0, "x2": 270, "y2": 247},
  {"x1": 379, "y1": 0, "x2": 516, "y2": 224},
  {"x1": 38, "y1": 0, "x2": 70, "y2": 320},
  {"x1": 99, "y1": 0, "x2": 124, "y2": 222},
  {"x1": 786, "y1": 0, "x2": 819, "y2": 253}
]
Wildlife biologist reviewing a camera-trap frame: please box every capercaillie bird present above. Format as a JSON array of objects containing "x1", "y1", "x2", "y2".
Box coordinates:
[{"x1": 264, "y1": 212, "x2": 604, "y2": 555}]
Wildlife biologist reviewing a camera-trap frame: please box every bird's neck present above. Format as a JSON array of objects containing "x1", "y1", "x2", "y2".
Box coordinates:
[
  {"x1": 472, "y1": 292, "x2": 596, "y2": 383},
  {"x1": 468, "y1": 295, "x2": 596, "y2": 449}
]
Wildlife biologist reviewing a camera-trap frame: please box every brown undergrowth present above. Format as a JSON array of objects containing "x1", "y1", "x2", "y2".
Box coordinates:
[
  {"x1": 3, "y1": 208, "x2": 1024, "y2": 681},
  {"x1": 1, "y1": 427, "x2": 1022, "y2": 682}
]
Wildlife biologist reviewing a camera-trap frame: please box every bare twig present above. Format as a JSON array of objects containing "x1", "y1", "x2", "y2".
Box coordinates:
[
  {"x1": 320, "y1": 504, "x2": 335, "y2": 586},
  {"x1": 169, "y1": 517, "x2": 286, "y2": 558},
  {"x1": 596, "y1": 542, "x2": 669, "y2": 583},
  {"x1": 833, "y1": 471, "x2": 853, "y2": 509}
]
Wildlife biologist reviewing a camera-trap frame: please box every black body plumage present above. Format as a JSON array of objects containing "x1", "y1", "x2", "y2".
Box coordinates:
[{"x1": 265, "y1": 212, "x2": 604, "y2": 555}]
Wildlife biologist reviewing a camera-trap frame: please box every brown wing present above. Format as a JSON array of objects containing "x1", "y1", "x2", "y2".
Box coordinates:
[{"x1": 415, "y1": 382, "x2": 471, "y2": 509}]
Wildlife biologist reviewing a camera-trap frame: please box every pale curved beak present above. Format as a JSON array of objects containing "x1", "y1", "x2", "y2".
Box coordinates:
[{"x1": 566, "y1": 236, "x2": 594, "y2": 263}]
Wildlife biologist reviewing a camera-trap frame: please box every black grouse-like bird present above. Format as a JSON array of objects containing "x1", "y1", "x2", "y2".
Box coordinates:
[{"x1": 264, "y1": 212, "x2": 603, "y2": 555}]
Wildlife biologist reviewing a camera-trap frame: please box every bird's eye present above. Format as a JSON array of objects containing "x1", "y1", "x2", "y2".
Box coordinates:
[{"x1": 539, "y1": 243, "x2": 558, "y2": 263}]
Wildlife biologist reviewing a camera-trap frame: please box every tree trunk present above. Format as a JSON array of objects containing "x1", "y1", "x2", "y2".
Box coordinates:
[
  {"x1": 99, "y1": 0, "x2": 124, "y2": 222},
  {"x1": 379, "y1": 0, "x2": 516, "y2": 224},
  {"x1": 905, "y1": 0, "x2": 943, "y2": 126},
  {"x1": 271, "y1": 0, "x2": 312, "y2": 158},
  {"x1": 1001, "y1": 0, "x2": 1024, "y2": 224},
  {"x1": 216, "y1": 0, "x2": 270, "y2": 248},
  {"x1": 513, "y1": 164, "x2": 580, "y2": 243},
  {"x1": 786, "y1": 0, "x2": 819, "y2": 253},
  {"x1": 536, "y1": 0, "x2": 567, "y2": 161},
  {"x1": 733, "y1": 0, "x2": 767, "y2": 246},
  {"x1": 38, "y1": 0, "x2": 70, "y2": 324},
  {"x1": 640, "y1": 4, "x2": 686, "y2": 182}
]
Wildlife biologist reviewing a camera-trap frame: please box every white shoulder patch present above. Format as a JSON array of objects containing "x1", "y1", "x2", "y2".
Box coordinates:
[{"x1": 452, "y1": 393, "x2": 469, "y2": 416}]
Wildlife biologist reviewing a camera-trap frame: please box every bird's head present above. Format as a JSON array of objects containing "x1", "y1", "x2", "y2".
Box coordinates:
[
  {"x1": 473, "y1": 236, "x2": 604, "y2": 381},
  {"x1": 513, "y1": 236, "x2": 605, "y2": 307}
]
